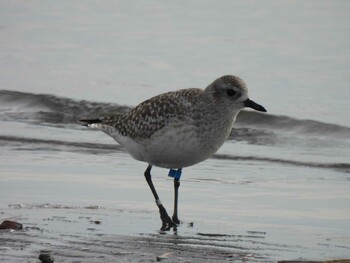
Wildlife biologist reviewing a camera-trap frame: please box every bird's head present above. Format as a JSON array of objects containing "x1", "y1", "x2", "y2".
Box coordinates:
[{"x1": 204, "y1": 75, "x2": 267, "y2": 113}]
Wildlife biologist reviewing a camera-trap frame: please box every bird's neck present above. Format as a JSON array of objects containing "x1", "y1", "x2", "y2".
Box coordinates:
[{"x1": 202, "y1": 103, "x2": 241, "y2": 139}]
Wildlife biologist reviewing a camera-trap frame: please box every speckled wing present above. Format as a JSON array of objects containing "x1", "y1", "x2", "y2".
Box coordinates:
[{"x1": 96, "y1": 88, "x2": 203, "y2": 140}]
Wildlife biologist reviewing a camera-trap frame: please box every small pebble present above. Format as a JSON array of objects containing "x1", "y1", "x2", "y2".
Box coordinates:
[
  {"x1": 157, "y1": 252, "x2": 171, "y2": 261},
  {"x1": 0, "y1": 220, "x2": 23, "y2": 230},
  {"x1": 38, "y1": 250, "x2": 54, "y2": 263}
]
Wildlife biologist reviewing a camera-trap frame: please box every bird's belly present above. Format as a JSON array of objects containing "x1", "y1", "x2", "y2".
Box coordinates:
[
  {"x1": 99, "y1": 125, "x2": 212, "y2": 168},
  {"x1": 142, "y1": 125, "x2": 226, "y2": 168},
  {"x1": 146, "y1": 142, "x2": 205, "y2": 168}
]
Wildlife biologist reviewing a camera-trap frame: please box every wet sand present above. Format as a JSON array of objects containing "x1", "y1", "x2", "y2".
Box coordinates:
[
  {"x1": 1, "y1": 205, "x2": 270, "y2": 262},
  {"x1": 1, "y1": 202, "x2": 349, "y2": 263}
]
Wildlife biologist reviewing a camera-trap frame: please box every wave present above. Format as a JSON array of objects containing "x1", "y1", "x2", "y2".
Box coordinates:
[
  {"x1": 213, "y1": 153, "x2": 350, "y2": 174},
  {"x1": 0, "y1": 90, "x2": 130, "y2": 125},
  {"x1": 0, "y1": 135, "x2": 122, "y2": 154},
  {"x1": 236, "y1": 111, "x2": 350, "y2": 137},
  {"x1": 1, "y1": 135, "x2": 349, "y2": 173},
  {"x1": 1, "y1": 90, "x2": 350, "y2": 141}
]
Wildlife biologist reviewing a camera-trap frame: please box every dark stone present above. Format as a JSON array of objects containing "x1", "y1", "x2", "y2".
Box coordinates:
[
  {"x1": 0, "y1": 220, "x2": 23, "y2": 230},
  {"x1": 39, "y1": 250, "x2": 54, "y2": 263}
]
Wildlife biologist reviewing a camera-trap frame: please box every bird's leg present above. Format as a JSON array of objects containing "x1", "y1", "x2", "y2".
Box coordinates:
[
  {"x1": 172, "y1": 177, "x2": 181, "y2": 225},
  {"x1": 144, "y1": 164, "x2": 176, "y2": 231},
  {"x1": 168, "y1": 168, "x2": 182, "y2": 225}
]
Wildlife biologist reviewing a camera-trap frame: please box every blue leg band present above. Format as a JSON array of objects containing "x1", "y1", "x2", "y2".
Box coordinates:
[{"x1": 168, "y1": 169, "x2": 182, "y2": 180}]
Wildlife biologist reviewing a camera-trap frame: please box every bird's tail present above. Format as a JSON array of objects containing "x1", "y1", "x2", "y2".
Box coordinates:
[{"x1": 79, "y1": 118, "x2": 102, "y2": 127}]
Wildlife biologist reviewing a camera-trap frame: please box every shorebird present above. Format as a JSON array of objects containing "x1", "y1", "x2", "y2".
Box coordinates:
[{"x1": 80, "y1": 75, "x2": 266, "y2": 231}]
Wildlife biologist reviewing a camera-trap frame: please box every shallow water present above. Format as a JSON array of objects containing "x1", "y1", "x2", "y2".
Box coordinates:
[{"x1": 1, "y1": 1, "x2": 350, "y2": 262}]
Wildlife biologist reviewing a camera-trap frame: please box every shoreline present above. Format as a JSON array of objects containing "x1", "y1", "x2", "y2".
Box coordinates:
[
  {"x1": 1, "y1": 205, "x2": 267, "y2": 262},
  {"x1": 1, "y1": 203, "x2": 350, "y2": 262}
]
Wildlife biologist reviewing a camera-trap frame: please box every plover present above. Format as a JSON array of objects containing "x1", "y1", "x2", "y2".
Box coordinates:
[{"x1": 80, "y1": 75, "x2": 266, "y2": 231}]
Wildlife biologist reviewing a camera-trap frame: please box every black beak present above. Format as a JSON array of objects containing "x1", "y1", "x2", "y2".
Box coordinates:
[{"x1": 243, "y1": 98, "x2": 267, "y2": 112}]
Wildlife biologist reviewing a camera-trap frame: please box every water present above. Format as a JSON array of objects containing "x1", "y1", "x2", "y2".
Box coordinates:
[
  {"x1": 1, "y1": 1, "x2": 350, "y2": 125},
  {"x1": 1, "y1": 1, "x2": 350, "y2": 261}
]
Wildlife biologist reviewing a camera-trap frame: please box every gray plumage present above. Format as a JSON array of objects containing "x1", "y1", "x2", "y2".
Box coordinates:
[{"x1": 80, "y1": 75, "x2": 266, "y2": 168}]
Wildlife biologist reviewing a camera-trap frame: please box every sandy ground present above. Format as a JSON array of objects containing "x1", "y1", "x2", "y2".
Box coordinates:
[
  {"x1": 1, "y1": 205, "x2": 270, "y2": 263},
  {"x1": 1, "y1": 204, "x2": 350, "y2": 263}
]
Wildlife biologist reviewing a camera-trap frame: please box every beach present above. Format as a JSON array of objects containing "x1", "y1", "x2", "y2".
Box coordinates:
[{"x1": 1, "y1": 1, "x2": 350, "y2": 262}]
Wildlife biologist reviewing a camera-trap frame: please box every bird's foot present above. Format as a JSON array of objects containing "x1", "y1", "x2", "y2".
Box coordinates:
[
  {"x1": 172, "y1": 215, "x2": 182, "y2": 225},
  {"x1": 159, "y1": 205, "x2": 176, "y2": 231}
]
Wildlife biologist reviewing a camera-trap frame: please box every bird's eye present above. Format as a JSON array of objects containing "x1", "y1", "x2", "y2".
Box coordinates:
[{"x1": 226, "y1": 89, "x2": 236, "y2": 97}]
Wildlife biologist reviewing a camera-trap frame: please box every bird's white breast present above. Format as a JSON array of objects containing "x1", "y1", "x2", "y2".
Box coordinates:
[{"x1": 138, "y1": 113, "x2": 236, "y2": 168}]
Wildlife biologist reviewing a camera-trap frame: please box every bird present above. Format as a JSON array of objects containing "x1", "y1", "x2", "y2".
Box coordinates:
[{"x1": 80, "y1": 75, "x2": 266, "y2": 231}]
